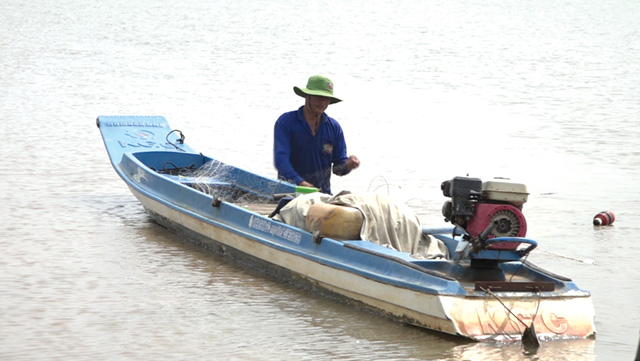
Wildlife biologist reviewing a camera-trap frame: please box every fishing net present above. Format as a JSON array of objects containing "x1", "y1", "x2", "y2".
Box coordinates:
[
  {"x1": 188, "y1": 160, "x2": 236, "y2": 197},
  {"x1": 154, "y1": 160, "x2": 277, "y2": 204}
]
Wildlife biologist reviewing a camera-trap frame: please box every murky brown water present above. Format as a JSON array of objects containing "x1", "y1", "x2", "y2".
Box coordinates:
[{"x1": 2, "y1": 0, "x2": 639, "y2": 359}]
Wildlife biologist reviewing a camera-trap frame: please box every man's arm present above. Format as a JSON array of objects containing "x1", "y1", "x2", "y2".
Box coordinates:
[
  {"x1": 331, "y1": 124, "x2": 359, "y2": 176},
  {"x1": 333, "y1": 155, "x2": 360, "y2": 176},
  {"x1": 274, "y1": 116, "x2": 304, "y2": 185}
]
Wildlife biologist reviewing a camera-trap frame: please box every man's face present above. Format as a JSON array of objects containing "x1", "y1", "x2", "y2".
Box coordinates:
[{"x1": 307, "y1": 95, "x2": 331, "y2": 116}]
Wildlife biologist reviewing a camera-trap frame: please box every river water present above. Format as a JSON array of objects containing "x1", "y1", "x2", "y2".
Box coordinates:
[{"x1": 1, "y1": 0, "x2": 639, "y2": 360}]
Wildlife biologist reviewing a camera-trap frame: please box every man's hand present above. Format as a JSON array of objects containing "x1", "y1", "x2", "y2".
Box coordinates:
[
  {"x1": 346, "y1": 155, "x2": 360, "y2": 170},
  {"x1": 299, "y1": 180, "x2": 315, "y2": 188}
]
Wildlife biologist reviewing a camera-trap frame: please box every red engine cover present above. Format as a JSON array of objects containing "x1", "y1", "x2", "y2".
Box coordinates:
[{"x1": 465, "y1": 203, "x2": 527, "y2": 250}]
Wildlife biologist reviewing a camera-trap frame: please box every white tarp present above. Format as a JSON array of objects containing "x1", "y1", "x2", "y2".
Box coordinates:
[{"x1": 274, "y1": 191, "x2": 448, "y2": 259}]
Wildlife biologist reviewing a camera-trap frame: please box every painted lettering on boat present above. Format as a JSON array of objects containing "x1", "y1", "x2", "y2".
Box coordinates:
[
  {"x1": 115, "y1": 128, "x2": 175, "y2": 149},
  {"x1": 118, "y1": 140, "x2": 175, "y2": 149},
  {"x1": 102, "y1": 121, "x2": 168, "y2": 128},
  {"x1": 249, "y1": 215, "x2": 302, "y2": 245},
  {"x1": 541, "y1": 311, "x2": 569, "y2": 334},
  {"x1": 125, "y1": 129, "x2": 155, "y2": 140},
  {"x1": 474, "y1": 305, "x2": 568, "y2": 335}
]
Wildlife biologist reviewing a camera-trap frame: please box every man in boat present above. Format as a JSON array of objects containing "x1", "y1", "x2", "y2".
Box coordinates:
[{"x1": 274, "y1": 75, "x2": 360, "y2": 194}]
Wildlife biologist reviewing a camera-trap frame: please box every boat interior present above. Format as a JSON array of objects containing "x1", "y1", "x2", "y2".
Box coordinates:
[{"x1": 133, "y1": 151, "x2": 571, "y2": 293}]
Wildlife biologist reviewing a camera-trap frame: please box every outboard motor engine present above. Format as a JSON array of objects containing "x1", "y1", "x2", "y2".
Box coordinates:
[{"x1": 441, "y1": 176, "x2": 529, "y2": 250}]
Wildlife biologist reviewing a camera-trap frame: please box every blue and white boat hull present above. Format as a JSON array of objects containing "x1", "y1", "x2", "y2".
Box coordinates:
[{"x1": 98, "y1": 115, "x2": 596, "y2": 342}]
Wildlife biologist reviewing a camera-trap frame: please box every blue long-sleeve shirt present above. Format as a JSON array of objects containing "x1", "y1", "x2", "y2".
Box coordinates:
[{"x1": 274, "y1": 106, "x2": 350, "y2": 194}]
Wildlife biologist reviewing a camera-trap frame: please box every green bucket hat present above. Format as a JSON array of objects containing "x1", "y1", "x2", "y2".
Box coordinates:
[{"x1": 294, "y1": 75, "x2": 342, "y2": 104}]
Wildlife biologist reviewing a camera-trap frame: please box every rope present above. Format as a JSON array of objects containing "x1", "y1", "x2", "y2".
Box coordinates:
[
  {"x1": 537, "y1": 248, "x2": 595, "y2": 264},
  {"x1": 166, "y1": 129, "x2": 185, "y2": 152},
  {"x1": 480, "y1": 286, "x2": 531, "y2": 329}
]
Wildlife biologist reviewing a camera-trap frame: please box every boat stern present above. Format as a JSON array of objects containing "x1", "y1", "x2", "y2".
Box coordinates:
[{"x1": 441, "y1": 293, "x2": 596, "y2": 341}]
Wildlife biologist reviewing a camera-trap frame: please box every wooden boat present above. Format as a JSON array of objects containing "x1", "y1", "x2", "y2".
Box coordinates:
[{"x1": 97, "y1": 115, "x2": 596, "y2": 344}]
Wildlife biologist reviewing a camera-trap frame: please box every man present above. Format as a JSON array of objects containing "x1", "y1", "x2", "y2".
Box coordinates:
[{"x1": 274, "y1": 75, "x2": 360, "y2": 194}]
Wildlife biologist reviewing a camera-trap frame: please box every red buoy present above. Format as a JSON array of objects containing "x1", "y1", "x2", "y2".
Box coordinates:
[{"x1": 593, "y1": 211, "x2": 615, "y2": 226}]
